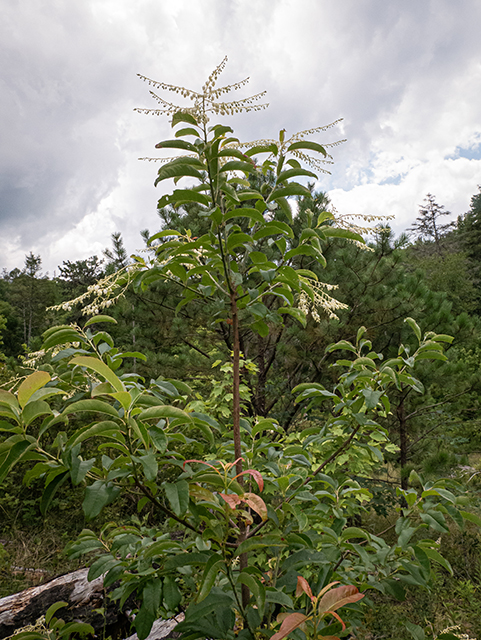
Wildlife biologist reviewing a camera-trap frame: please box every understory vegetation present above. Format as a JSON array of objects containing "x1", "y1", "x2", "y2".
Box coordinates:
[{"x1": 2, "y1": 60, "x2": 481, "y2": 640}]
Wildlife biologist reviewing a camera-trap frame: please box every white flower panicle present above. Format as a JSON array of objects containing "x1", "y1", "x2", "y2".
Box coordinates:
[
  {"x1": 437, "y1": 625, "x2": 476, "y2": 640},
  {"x1": 135, "y1": 56, "x2": 268, "y2": 125},
  {"x1": 229, "y1": 122, "x2": 346, "y2": 175},
  {"x1": 49, "y1": 266, "x2": 139, "y2": 317},
  {"x1": 298, "y1": 278, "x2": 348, "y2": 322}
]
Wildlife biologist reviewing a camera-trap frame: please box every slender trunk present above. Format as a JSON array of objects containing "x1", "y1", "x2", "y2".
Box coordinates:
[
  {"x1": 397, "y1": 395, "x2": 408, "y2": 491},
  {"x1": 230, "y1": 292, "x2": 249, "y2": 609},
  {"x1": 231, "y1": 293, "x2": 243, "y2": 478},
  {"x1": 256, "y1": 334, "x2": 267, "y2": 417}
]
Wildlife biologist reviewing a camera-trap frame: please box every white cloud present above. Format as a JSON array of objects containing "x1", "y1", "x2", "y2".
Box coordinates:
[{"x1": 1, "y1": 0, "x2": 481, "y2": 272}]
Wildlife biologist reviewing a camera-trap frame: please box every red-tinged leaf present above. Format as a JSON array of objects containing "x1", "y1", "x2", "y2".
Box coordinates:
[
  {"x1": 318, "y1": 585, "x2": 364, "y2": 614},
  {"x1": 234, "y1": 468, "x2": 264, "y2": 491},
  {"x1": 327, "y1": 611, "x2": 346, "y2": 630},
  {"x1": 242, "y1": 493, "x2": 268, "y2": 521},
  {"x1": 220, "y1": 493, "x2": 242, "y2": 509},
  {"x1": 296, "y1": 576, "x2": 314, "y2": 602},
  {"x1": 316, "y1": 581, "x2": 340, "y2": 598},
  {"x1": 271, "y1": 612, "x2": 309, "y2": 640}
]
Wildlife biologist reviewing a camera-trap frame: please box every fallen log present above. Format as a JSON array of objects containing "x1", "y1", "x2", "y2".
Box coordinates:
[
  {"x1": 0, "y1": 569, "x2": 182, "y2": 640},
  {"x1": 0, "y1": 568, "x2": 129, "y2": 639}
]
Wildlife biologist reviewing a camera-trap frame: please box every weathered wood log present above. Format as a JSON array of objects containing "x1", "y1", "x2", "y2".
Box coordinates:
[
  {"x1": 0, "y1": 569, "x2": 182, "y2": 640},
  {"x1": 123, "y1": 614, "x2": 184, "y2": 640},
  {"x1": 0, "y1": 568, "x2": 128, "y2": 639}
]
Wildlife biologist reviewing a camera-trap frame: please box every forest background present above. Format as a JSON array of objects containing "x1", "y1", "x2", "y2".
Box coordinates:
[{"x1": 2, "y1": 64, "x2": 481, "y2": 640}]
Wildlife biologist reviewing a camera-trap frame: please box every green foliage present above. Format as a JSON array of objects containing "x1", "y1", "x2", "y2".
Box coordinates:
[{"x1": 2, "y1": 62, "x2": 481, "y2": 640}]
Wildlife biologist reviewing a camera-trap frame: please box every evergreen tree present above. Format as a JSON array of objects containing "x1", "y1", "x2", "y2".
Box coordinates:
[{"x1": 408, "y1": 193, "x2": 454, "y2": 255}]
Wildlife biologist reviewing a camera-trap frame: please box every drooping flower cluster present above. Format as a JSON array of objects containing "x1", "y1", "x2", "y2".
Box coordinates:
[
  {"x1": 48, "y1": 266, "x2": 139, "y2": 317},
  {"x1": 298, "y1": 278, "x2": 348, "y2": 322}
]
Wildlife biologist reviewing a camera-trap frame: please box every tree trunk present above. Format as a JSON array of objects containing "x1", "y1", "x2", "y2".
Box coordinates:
[{"x1": 397, "y1": 394, "x2": 408, "y2": 491}]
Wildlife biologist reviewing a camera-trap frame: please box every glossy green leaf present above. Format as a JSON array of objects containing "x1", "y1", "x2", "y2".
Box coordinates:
[
  {"x1": 71, "y1": 356, "x2": 125, "y2": 393},
  {"x1": 83, "y1": 480, "x2": 121, "y2": 519},
  {"x1": 164, "y1": 480, "x2": 190, "y2": 517},
  {"x1": 40, "y1": 470, "x2": 69, "y2": 515},
  {"x1": 0, "y1": 440, "x2": 33, "y2": 483},
  {"x1": 22, "y1": 400, "x2": 53, "y2": 426},
  {"x1": 138, "y1": 405, "x2": 192, "y2": 422},
  {"x1": 17, "y1": 371, "x2": 51, "y2": 408},
  {"x1": 84, "y1": 315, "x2": 118, "y2": 327},
  {"x1": 154, "y1": 139, "x2": 196, "y2": 151}
]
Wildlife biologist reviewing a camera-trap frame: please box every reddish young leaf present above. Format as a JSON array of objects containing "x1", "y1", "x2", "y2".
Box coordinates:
[
  {"x1": 271, "y1": 612, "x2": 309, "y2": 640},
  {"x1": 296, "y1": 576, "x2": 315, "y2": 602},
  {"x1": 220, "y1": 493, "x2": 242, "y2": 509},
  {"x1": 234, "y1": 468, "x2": 264, "y2": 491},
  {"x1": 242, "y1": 493, "x2": 268, "y2": 521},
  {"x1": 318, "y1": 585, "x2": 364, "y2": 614},
  {"x1": 316, "y1": 581, "x2": 340, "y2": 598}
]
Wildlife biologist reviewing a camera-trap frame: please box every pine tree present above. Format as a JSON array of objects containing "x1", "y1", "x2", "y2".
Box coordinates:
[{"x1": 408, "y1": 193, "x2": 454, "y2": 255}]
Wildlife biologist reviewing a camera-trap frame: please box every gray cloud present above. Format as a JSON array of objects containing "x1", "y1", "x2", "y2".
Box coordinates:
[{"x1": 1, "y1": 0, "x2": 481, "y2": 271}]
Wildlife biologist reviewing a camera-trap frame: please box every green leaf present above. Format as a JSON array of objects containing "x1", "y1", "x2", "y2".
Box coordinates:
[
  {"x1": 423, "y1": 547, "x2": 453, "y2": 575},
  {"x1": 320, "y1": 227, "x2": 365, "y2": 243},
  {"x1": 253, "y1": 221, "x2": 294, "y2": 240},
  {"x1": 84, "y1": 315, "x2": 118, "y2": 328},
  {"x1": 0, "y1": 390, "x2": 19, "y2": 410},
  {"x1": 225, "y1": 208, "x2": 265, "y2": 225},
  {"x1": 268, "y1": 183, "x2": 311, "y2": 200},
  {"x1": 164, "y1": 480, "x2": 189, "y2": 517},
  {"x1": 0, "y1": 440, "x2": 33, "y2": 483},
  {"x1": 404, "y1": 317, "x2": 422, "y2": 341},
  {"x1": 22, "y1": 400, "x2": 53, "y2": 426},
  {"x1": 17, "y1": 371, "x2": 51, "y2": 408},
  {"x1": 405, "y1": 621, "x2": 426, "y2": 640},
  {"x1": 143, "y1": 578, "x2": 163, "y2": 615},
  {"x1": 235, "y1": 534, "x2": 285, "y2": 556},
  {"x1": 154, "y1": 139, "x2": 196, "y2": 152},
  {"x1": 251, "y1": 319, "x2": 269, "y2": 337},
  {"x1": 135, "y1": 606, "x2": 156, "y2": 640},
  {"x1": 245, "y1": 143, "x2": 278, "y2": 157},
  {"x1": 83, "y1": 481, "x2": 121, "y2": 520},
  {"x1": 175, "y1": 127, "x2": 201, "y2": 138},
  {"x1": 460, "y1": 510, "x2": 481, "y2": 527},
  {"x1": 88, "y1": 554, "x2": 118, "y2": 581},
  {"x1": 219, "y1": 160, "x2": 255, "y2": 174},
  {"x1": 171, "y1": 189, "x2": 210, "y2": 206},
  {"x1": 287, "y1": 140, "x2": 327, "y2": 156},
  {"x1": 172, "y1": 111, "x2": 199, "y2": 127},
  {"x1": 198, "y1": 555, "x2": 225, "y2": 603},
  {"x1": 63, "y1": 399, "x2": 119, "y2": 419},
  {"x1": 40, "y1": 470, "x2": 69, "y2": 515},
  {"x1": 155, "y1": 163, "x2": 203, "y2": 186},
  {"x1": 43, "y1": 328, "x2": 83, "y2": 350},
  {"x1": 277, "y1": 167, "x2": 317, "y2": 182},
  {"x1": 138, "y1": 452, "x2": 158, "y2": 481},
  {"x1": 278, "y1": 307, "x2": 307, "y2": 327},
  {"x1": 138, "y1": 405, "x2": 192, "y2": 422},
  {"x1": 66, "y1": 421, "x2": 121, "y2": 450},
  {"x1": 70, "y1": 456, "x2": 95, "y2": 486},
  {"x1": 163, "y1": 575, "x2": 182, "y2": 609},
  {"x1": 420, "y1": 511, "x2": 449, "y2": 533},
  {"x1": 71, "y1": 356, "x2": 125, "y2": 393},
  {"x1": 148, "y1": 426, "x2": 167, "y2": 453},
  {"x1": 45, "y1": 601, "x2": 68, "y2": 625}
]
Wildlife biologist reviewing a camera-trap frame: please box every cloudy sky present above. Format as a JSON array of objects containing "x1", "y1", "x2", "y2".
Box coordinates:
[{"x1": 1, "y1": 0, "x2": 481, "y2": 273}]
